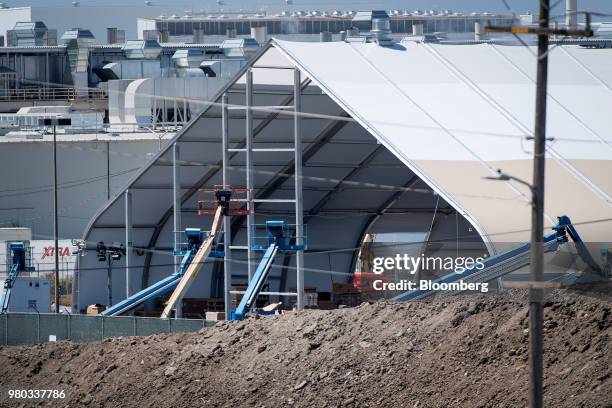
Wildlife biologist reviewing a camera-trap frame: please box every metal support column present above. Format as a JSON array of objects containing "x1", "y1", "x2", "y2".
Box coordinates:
[
  {"x1": 53, "y1": 124, "x2": 60, "y2": 313},
  {"x1": 245, "y1": 69, "x2": 254, "y2": 282},
  {"x1": 172, "y1": 143, "x2": 183, "y2": 314},
  {"x1": 222, "y1": 93, "x2": 232, "y2": 320},
  {"x1": 173, "y1": 99, "x2": 178, "y2": 128},
  {"x1": 153, "y1": 96, "x2": 157, "y2": 129},
  {"x1": 106, "y1": 142, "x2": 111, "y2": 200},
  {"x1": 125, "y1": 189, "x2": 132, "y2": 298},
  {"x1": 173, "y1": 144, "x2": 181, "y2": 274},
  {"x1": 45, "y1": 53, "x2": 49, "y2": 91},
  {"x1": 294, "y1": 69, "x2": 305, "y2": 310},
  {"x1": 107, "y1": 258, "x2": 112, "y2": 307}
]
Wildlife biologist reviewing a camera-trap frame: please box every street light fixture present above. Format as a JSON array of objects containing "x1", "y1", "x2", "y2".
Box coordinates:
[
  {"x1": 95, "y1": 242, "x2": 125, "y2": 307},
  {"x1": 484, "y1": 168, "x2": 535, "y2": 194},
  {"x1": 39, "y1": 117, "x2": 72, "y2": 314}
]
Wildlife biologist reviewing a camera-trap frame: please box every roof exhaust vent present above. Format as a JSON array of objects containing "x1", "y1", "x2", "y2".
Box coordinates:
[
  {"x1": 371, "y1": 16, "x2": 392, "y2": 46},
  {"x1": 349, "y1": 10, "x2": 394, "y2": 46}
]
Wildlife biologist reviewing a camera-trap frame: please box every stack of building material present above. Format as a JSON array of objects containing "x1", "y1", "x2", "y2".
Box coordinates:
[
  {"x1": 304, "y1": 288, "x2": 318, "y2": 309},
  {"x1": 332, "y1": 283, "x2": 362, "y2": 307},
  {"x1": 181, "y1": 298, "x2": 224, "y2": 318}
]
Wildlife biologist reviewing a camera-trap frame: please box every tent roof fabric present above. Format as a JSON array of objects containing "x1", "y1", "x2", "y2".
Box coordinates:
[{"x1": 273, "y1": 39, "x2": 612, "y2": 243}]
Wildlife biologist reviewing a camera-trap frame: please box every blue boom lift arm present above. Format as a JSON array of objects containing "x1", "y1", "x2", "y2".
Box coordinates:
[
  {"x1": 231, "y1": 243, "x2": 279, "y2": 320},
  {"x1": 101, "y1": 189, "x2": 232, "y2": 317},
  {"x1": 1, "y1": 242, "x2": 32, "y2": 314},
  {"x1": 160, "y1": 206, "x2": 224, "y2": 318},
  {"x1": 100, "y1": 245, "x2": 199, "y2": 316},
  {"x1": 231, "y1": 221, "x2": 305, "y2": 320},
  {"x1": 393, "y1": 215, "x2": 602, "y2": 302}
]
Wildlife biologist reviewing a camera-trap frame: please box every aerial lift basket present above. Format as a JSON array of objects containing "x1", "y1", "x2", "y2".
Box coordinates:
[{"x1": 197, "y1": 185, "x2": 253, "y2": 216}]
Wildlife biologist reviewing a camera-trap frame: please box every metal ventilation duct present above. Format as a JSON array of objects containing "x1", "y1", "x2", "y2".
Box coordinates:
[
  {"x1": 221, "y1": 38, "x2": 260, "y2": 58},
  {"x1": 172, "y1": 49, "x2": 206, "y2": 68},
  {"x1": 200, "y1": 60, "x2": 220, "y2": 77},
  {"x1": 92, "y1": 62, "x2": 120, "y2": 81},
  {"x1": 8, "y1": 21, "x2": 50, "y2": 47},
  {"x1": 122, "y1": 39, "x2": 162, "y2": 59}
]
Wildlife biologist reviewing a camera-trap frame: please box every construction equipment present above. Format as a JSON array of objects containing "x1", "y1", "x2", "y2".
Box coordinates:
[
  {"x1": 1, "y1": 242, "x2": 34, "y2": 313},
  {"x1": 393, "y1": 215, "x2": 605, "y2": 302},
  {"x1": 231, "y1": 220, "x2": 306, "y2": 320},
  {"x1": 101, "y1": 187, "x2": 241, "y2": 317},
  {"x1": 100, "y1": 227, "x2": 211, "y2": 316},
  {"x1": 159, "y1": 205, "x2": 224, "y2": 318}
]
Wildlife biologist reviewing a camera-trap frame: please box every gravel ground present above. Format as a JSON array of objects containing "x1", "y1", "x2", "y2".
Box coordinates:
[{"x1": 0, "y1": 289, "x2": 610, "y2": 408}]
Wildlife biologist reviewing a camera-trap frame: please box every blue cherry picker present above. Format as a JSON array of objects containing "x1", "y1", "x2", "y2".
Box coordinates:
[
  {"x1": 101, "y1": 187, "x2": 238, "y2": 317},
  {"x1": 230, "y1": 220, "x2": 306, "y2": 320},
  {"x1": 1, "y1": 242, "x2": 35, "y2": 313},
  {"x1": 393, "y1": 215, "x2": 608, "y2": 302}
]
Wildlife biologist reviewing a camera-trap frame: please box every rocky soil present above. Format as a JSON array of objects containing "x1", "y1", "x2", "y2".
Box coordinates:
[{"x1": 0, "y1": 289, "x2": 610, "y2": 408}]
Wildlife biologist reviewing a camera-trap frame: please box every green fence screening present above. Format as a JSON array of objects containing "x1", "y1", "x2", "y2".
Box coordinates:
[{"x1": 0, "y1": 313, "x2": 213, "y2": 346}]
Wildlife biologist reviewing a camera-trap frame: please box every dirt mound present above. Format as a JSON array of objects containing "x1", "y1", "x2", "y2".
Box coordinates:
[{"x1": 0, "y1": 289, "x2": 610, "y2": 407}]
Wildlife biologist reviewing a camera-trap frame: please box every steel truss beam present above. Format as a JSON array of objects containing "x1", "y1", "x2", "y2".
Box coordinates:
[
  {"x1": 347, "y1": 176, "x2": 441, "y2": 275},
  {"x1": 140, "y1": 78, "x2": 312, "y2": 290},
  {"x1": 212, "y1": 113, "x2": 351, "y2": 296}
]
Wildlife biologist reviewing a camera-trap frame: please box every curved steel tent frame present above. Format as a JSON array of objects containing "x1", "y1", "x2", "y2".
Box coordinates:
[
  {"x1": 75, "y1": 39, "x2": 612, "y2": 312},
  {"x1": 74, "y1": 41, "x2": 479, "y2": 311}
]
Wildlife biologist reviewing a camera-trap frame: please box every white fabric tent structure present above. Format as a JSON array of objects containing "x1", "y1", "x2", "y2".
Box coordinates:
[{"x1": 74, "y1": 39, "x2": 612, "y2": 312}]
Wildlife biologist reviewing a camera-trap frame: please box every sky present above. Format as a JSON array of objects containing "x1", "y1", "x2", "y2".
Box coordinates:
[{"x1": 6, "y1": 0, "x2": 612, "y2": 41}]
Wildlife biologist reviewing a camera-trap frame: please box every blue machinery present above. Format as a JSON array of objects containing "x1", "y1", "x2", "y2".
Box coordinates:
[
  {"x1": 1, "y1": 242, "x2": 34, "y2": 313},
  {"x1": 231, "y1": 221, "x2": 306, "y2": 320},
  {"x1": 100, "y1": 187, "x2": 305, "y2": 320},
  {"x1": 102, "y1": 218, "x2": 303, "y2": 319},
  {"x1": 102, "y1": 189, "x2": 228, "y2": 317},
  {"x1": 101, "y1": 210, "x2": 602, "y2": 318},
  {"x1": 101, "y1": 189, "x2": 232, "y2": 318},
  {"x1": 100, "y1": 228, "x2": 209, "y2": 316},
  {"x1": 393, "y1": 216, "x2": 604, "y2": 302}
]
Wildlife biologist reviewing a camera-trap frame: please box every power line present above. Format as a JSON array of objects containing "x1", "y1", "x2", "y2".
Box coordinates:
[
  {"x1": 0, "y1": 167, "x2": 139, "y2": 198},
  {"x1": 2, "y1": 130, "x2": 534, "y2": 205},
  {"x1": 30, "y1": 215, "x2": 612, "y2": 269}
]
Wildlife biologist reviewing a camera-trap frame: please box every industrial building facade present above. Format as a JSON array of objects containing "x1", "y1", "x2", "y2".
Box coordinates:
[{"x1": 138, "y1": 14, "x2": 515, "y2": 37}]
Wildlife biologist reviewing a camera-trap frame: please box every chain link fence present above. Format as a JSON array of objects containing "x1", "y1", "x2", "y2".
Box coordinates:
[{"x1": 0, "y1": 313, "x2": 215, "y2": 346}]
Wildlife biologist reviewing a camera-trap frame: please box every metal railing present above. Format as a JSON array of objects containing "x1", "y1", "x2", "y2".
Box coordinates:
[
  {"x1": 0, "y1": 312, "x2": 214, "y2": 346},
  {"x1": 0, "y1": 87, "x2": 107, "y2": 102}
]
